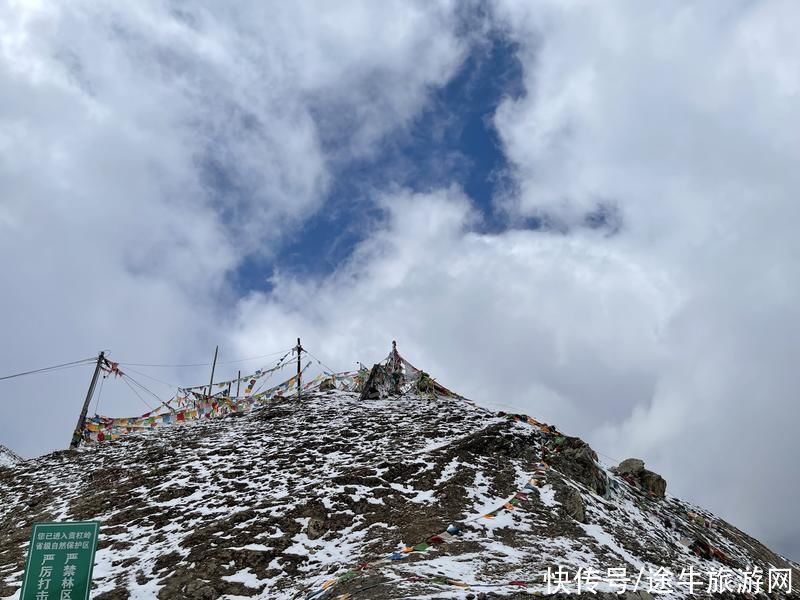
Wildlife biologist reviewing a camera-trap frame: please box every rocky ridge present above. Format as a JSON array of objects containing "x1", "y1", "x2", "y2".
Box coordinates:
[{"x1": 1, "y1": 377, "x2": 798, "y2": 598}]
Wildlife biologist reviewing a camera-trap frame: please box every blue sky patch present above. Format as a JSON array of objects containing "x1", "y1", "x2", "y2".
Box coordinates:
[{"x1": 231, "y1": 28, "x2": 525, "y2": 293}]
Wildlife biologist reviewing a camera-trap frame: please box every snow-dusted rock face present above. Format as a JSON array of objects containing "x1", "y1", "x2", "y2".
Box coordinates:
[
  {"x1": 0, "y1": 391, "x2": 797, "y2": 599},
  {"x1": 0, "y1": 445, "x2": 21, "y2": 469}
]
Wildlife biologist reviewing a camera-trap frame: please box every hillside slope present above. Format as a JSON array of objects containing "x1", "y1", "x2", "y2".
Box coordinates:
[{"x1": 1, "y1": 386, "x2": 797, "y2": 598}]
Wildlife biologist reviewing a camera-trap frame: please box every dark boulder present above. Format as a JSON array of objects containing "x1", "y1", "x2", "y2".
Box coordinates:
[
  {"x1": 615, "y1": 458, "x2": 667, "y2": 499},
  {"x1": 617, "y1": 458, "x2": 644, "y2": 474},
  {"x1": 548, "y1": 435, "x2": 607, "y2": 496},
  {"x1": 557, "y1": 486, "x2": 587, "y2": 523}
]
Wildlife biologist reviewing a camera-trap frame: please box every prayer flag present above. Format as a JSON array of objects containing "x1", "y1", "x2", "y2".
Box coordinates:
[{"x1": 427, "y1": 535, "x2": 445, "y2": 544}]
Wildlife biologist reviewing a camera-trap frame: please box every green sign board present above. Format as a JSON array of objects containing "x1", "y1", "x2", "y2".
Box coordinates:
[{"x1": 19, "y1": 521, "x2": 99, "y2": 600}]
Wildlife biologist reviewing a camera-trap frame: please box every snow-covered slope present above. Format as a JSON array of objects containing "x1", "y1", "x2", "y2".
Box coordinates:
[
  {"x1": 0, "y1": 390, "x2": 797, "y2": 599},
  {"x1": 0, "y1": 445, "x2": 21, "y2": 469}
]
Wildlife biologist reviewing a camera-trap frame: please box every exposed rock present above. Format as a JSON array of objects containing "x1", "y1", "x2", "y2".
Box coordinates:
[
  {"x1": 153, "y1": 551, "x2": 182, "y2": 573},
  {"x1": 617, "y1": 458, "x2": 645, "y2": 475},
  {"x1": 547, "y1": 435, "x2": 607, "y2": 495},
  {"x1": 640, "y1": 470, "x2": 667, "y2": 498},
  {"x1": 94, "y1": 587, "x2": 130, "y2": 600},
  {"x1": 184, "y1": 580, "x2": 218, "y2": 600},
  {"x1": 615, "y1": 457, "x2": 667, "y2": 498},
  {"x1": 306, "y1": 516, "x2": 326, "y2": 540},
  {"x1": 557, "y1": 486, "x2": 587, "y2": 523}
]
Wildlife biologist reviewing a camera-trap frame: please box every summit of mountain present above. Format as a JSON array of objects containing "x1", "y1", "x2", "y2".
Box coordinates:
[{"x1": 0, "y1": 350, "x2": 797, "y2": 599}]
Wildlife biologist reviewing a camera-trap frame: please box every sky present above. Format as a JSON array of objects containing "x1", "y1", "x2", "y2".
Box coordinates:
[{"x1": 1, "y1": 0, "x2": 799, "y2": 560}]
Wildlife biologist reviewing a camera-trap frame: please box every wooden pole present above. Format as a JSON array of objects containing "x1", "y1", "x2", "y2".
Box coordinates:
[
  {"x1": 236, "y1": 370, "x2": 241, "y2": 398},
  {"x1": 296, "y1": 338, "x2": 302, "y2": 400},
  {"x1": 69, "y1": 351, "x2": 105, "y2": 449},
  {"x1": 391, "y1": 340, "x2": 400, "y2": 394},
  {"x1": 207, "y1": 345, "x2": 218, "y2": 402}
]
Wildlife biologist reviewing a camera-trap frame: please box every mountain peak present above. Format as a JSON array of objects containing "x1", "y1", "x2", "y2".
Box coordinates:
[
  {"x1": 0, "y1": 445, "x2": 21, "y2": 469},
  {"x1": 0, "y1": 351, "x2": 797, "y2": 599}
]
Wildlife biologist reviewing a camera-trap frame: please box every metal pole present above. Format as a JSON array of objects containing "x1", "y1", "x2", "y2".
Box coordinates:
[
  {"x1": 69, "y1": 351, "x2": 105, "y2": 449},
  {"x1": 208, "y1": 345, "x2": 219, "y2": 402},
  {"x1": 296, "y1": 338, "x2": 302, "y2": 400},
  {"x1": 236, "y1": 370, "x2": 241, "y2": 398}
]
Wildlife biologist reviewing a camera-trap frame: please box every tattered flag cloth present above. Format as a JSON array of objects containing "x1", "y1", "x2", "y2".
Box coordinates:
[
  {"x1": 83, "y1": 373, "x2": 297, "y2": 443},
  {"x1": 81, "y1": 362, "x2": 363, "y2": 445},
  {"x1": 100, "y1": 360, "x2": 124, "y2": 378},
  {"x1": 180, "y1": 350, "x2": 293, "y2": 394}
]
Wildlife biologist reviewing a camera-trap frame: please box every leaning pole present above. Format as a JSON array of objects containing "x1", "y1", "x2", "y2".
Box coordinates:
[{"x1": 69, "y1": 351, "x2": 105, "y2": 449}]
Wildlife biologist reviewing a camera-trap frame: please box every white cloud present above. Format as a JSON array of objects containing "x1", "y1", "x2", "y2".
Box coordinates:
[
  {"x1": 491, "y1": 0, "x2": 800, "y2": 557},
  {"x1": 0, "y1": 0, "x2": 465, "y2": 456},
  {"x1": 2, "y1": 0, "x2": 799, "y2": 562},
  {"x1": 233, "y1": 188, "x2": 680, "y2": 436},
  {"x1": 232, "y1": 1, "x2": 800, "y2": 559}
]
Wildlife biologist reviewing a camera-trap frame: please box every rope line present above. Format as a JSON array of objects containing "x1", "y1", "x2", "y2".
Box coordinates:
[
  {"x1": 0, "y1": 357, "x2": 96, "y2": 381},
  {"x1": 122, "y1": 367, "x2": 180, "y2": 390},
  {"x1": 117, "y1": 348, "x2": 294, "y2": 369},
  {"x1": 92, "y1": 375, "x2": 106, "y2": 415},
  {"x1": 179, "y1": 349, "x2": 294, "y2": 393},
  {"x1": 120, "y1": 377, "x2": 154, "y2": 413},
  {"x1": 122, "y1": 373, "x2": 164, "y2": 403},
  {"x1": 248, "y1": 352, "x2": 294, "y2": 397},
  {"x1": 304, "y1": 349, "x2": 338, "y2": 376},
  {"x1": 121, "y1": 373, "x2": 177, "y2": 413}
]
